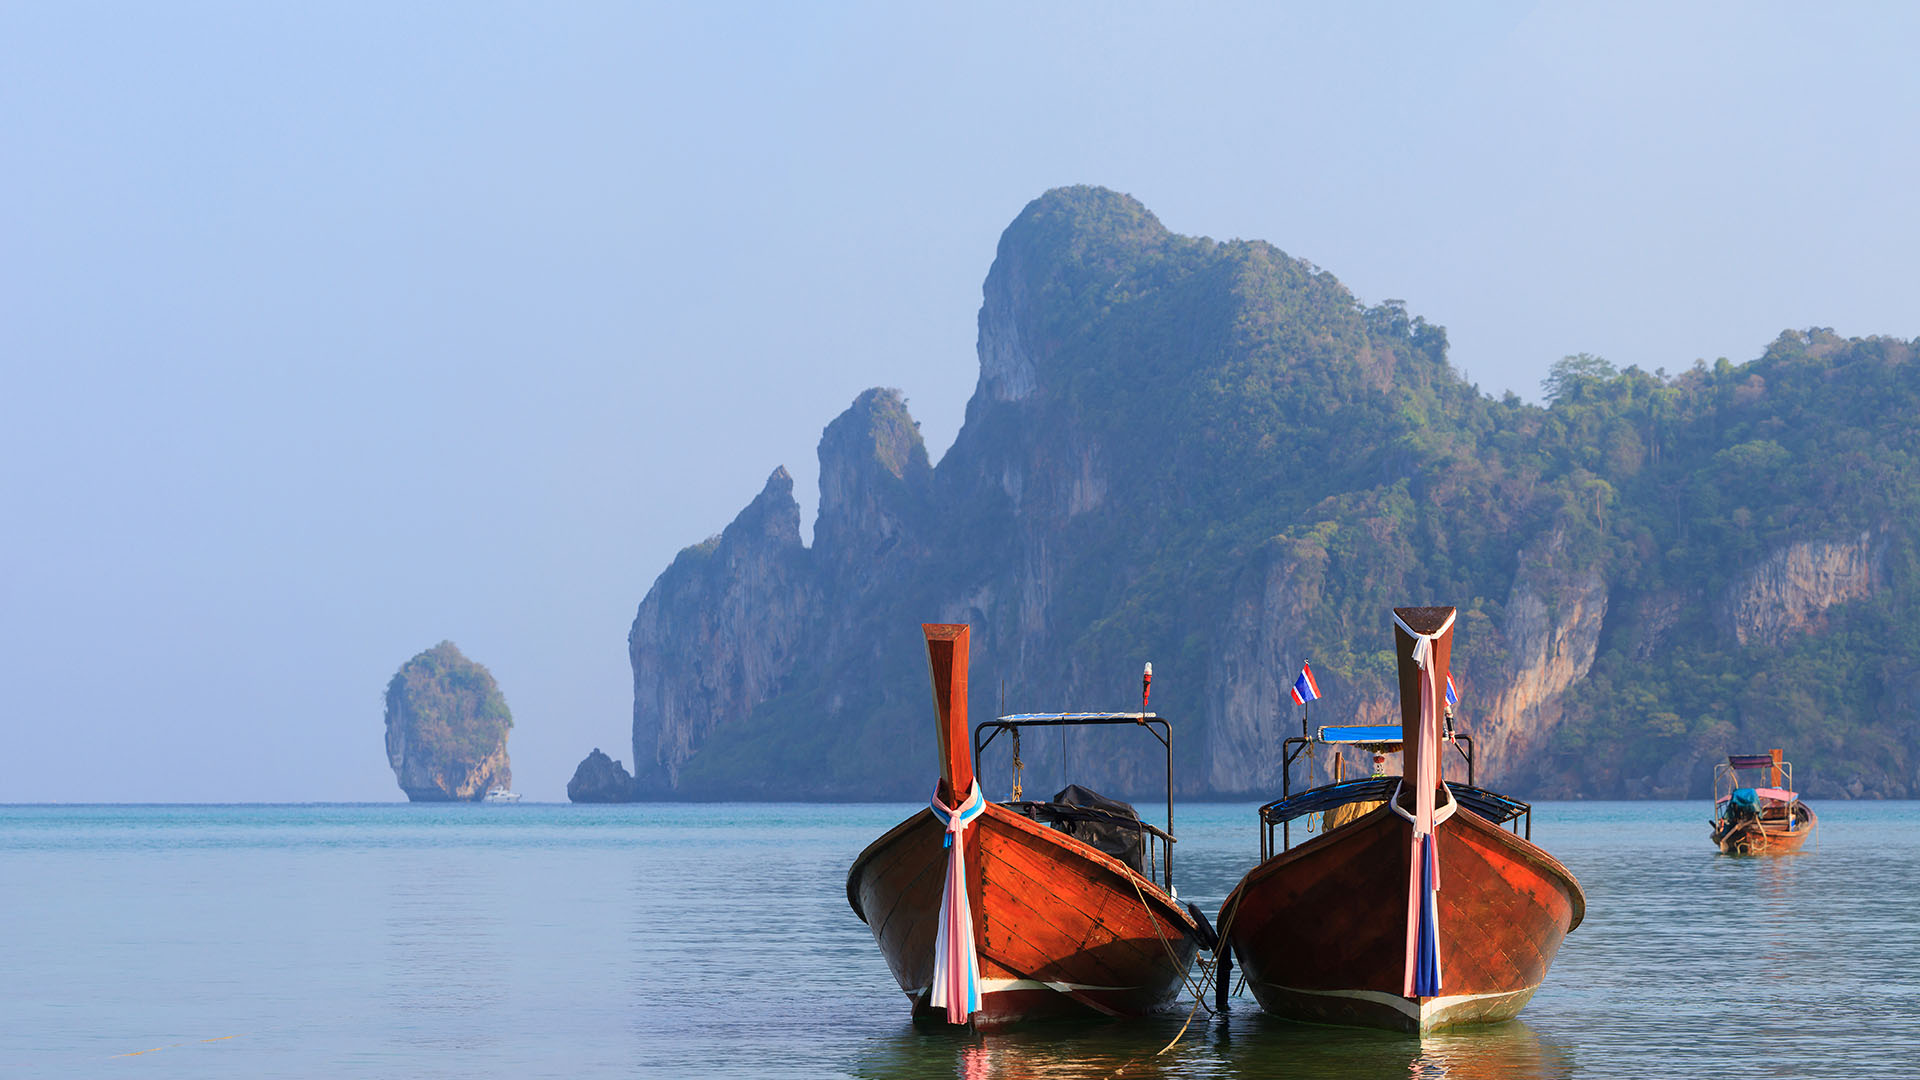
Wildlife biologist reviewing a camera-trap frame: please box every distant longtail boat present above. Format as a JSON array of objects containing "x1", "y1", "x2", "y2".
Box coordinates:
[
  {"x1": 1218, "y1": 606, "x2": 1586, "y2": 1032},
  {"x1": 1710, "y1": 749, "x2": 1816, "y2": 854},
  {"x1": 846, "y1": 624, "x2": 1208, "y2": 1024}
]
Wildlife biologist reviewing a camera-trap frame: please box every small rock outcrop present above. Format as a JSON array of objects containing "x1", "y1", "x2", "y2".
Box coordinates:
[
  {"x1": 567, "y1": 748, "x2": 637, "y2": 803},
  {"x1": 384, "y1": 641, "x2": 513, "y2": 802}
]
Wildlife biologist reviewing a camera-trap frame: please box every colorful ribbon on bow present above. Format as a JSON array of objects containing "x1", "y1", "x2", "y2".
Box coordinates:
[
  {"x1": 1393, "y1": 610, "x2": 1456, "y2": 999},
  {"x1": 929, "y1": 779, "x2": 986, "y2": 1022}
]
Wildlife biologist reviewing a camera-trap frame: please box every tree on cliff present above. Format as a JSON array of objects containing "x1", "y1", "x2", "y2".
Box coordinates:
[
  {"x1": 384, "y1": 641, "x2": 513, "y2": 802},
  {"x1": 1541, "y1": 353, "x2": 1617, "y2": 404}
]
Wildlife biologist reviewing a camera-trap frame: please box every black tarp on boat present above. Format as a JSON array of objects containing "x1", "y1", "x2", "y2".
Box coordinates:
[{"x1": 1048, "y1": 784, "x2": 1146, "y2": 874}]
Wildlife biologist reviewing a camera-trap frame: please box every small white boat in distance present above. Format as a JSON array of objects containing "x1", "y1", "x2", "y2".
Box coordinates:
[{"x1": 482, "y1": 787, "x2": 522, "y2": 803}]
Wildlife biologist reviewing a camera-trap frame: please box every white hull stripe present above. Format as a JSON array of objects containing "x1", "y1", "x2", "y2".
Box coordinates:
[
  {"x1": 1266, "y1": 984, "x2": 1532, "y2": 1024},
  {"x1": 910, "y1": 978, "x2": 1131, "y2": 995}
]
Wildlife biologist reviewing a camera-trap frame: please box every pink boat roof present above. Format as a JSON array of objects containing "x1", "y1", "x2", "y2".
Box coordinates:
[{"x1": 1715, "y1": 786, "x2": 1798, "y2": 805}]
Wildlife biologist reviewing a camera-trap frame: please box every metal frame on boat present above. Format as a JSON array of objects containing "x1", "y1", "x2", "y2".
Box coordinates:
[
  {"x1": 1261, "y1": 721, "x2": 1534, "y2": 860},
  {"x1": 974, "y1": 712, "x2": 1177, "y2": 893}
]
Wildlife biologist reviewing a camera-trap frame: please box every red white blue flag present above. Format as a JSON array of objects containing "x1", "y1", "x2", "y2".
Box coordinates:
[
  {"x1": 1291, "y1": 661, "x2": 1321, "y2": 705},
  {"x1": 1445, "y1": 673, "x2": 1458, "y2": 707}
]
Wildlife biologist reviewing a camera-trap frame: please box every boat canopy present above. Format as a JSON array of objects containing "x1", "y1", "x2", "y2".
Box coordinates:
[
  {"x1": 1727, "y1": 754, "x2": 1776, "y2": 769},
  {"x1": 1317, "y1": 724, "x2": 1402, "y2": 745},
  {"x1": 1259, "y1": 777, "x2": 1529, "y2": 828},
  {"x1": 999, "y1": 712, "x2": 1157, "y2": 722}
]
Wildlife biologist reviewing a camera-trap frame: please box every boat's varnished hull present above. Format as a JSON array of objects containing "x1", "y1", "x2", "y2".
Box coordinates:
[
  {"x1": 848, "y1": 801, "x2": 1200, "y2": 1024},
  {"x1": 1222, "y1": 801, "x2": 1585, "y2": 1033}
]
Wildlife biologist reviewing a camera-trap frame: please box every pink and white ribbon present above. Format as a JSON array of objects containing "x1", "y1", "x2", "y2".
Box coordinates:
[
  {"x1": 929, "y1": 779, "x2": 986, "y2": 1022},
  {"x1": 1392, "y1": 610, "x2": 1456, "y2": 998}
]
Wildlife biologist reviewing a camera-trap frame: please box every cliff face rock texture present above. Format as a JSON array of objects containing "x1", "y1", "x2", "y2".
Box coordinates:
[
  {"x1": 1472, "y1": 529, "x2": 1611, "y2": 781},
  {"x1": 567, "y1": 748, "x2": 637, "y2": 803},
  {"x1": 384, "y1": 641, "x2": 512, "y2": 802},
  {"x1": 622, "y1": 187, "x2": 1920, "y2": 800},
  {"x1": 1725, "y1": 531, "x2": 1883, "y2": 647},
  {"x1": 628, "y1": 467, "x2": 816, "y2": 792},
  {"x1": 813, "y1": 388, "x2": 932, "y2": 588}
]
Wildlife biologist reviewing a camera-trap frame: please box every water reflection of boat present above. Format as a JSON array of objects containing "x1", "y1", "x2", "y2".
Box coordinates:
[
  {"x1": 1219, "y1": 607, "x2": 1586, "y2": 1033},
  {"x1": 846, "y1": 624, "x2": 1204, "y2": 1024},
  {"x1": 845, "y1": 1013, "x2": 1576, "y2": 1079},
  {"x1": 1399, "y1": 1019, "x2": 1576, "y2": 1080},
  {"x1": 1710, "y1": 750, "x2": 1816, "y2": 854}
]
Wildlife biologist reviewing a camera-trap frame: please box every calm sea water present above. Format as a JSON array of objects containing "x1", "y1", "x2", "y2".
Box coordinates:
[{"x1": 2, "y1": 800, "x2": 1916, "y2": 1078}]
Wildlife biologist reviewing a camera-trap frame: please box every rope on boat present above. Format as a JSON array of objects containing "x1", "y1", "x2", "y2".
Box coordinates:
[
  {"x1": 1125, "y1": 871, "x2": 1212, "y2": 1013},
  {"x1": 1213, "y1": 887, "x2": 1250, "y2": 1004},
  {"x1": 1098, "y1": 881, "x2": 1256, "y2": 1078}
]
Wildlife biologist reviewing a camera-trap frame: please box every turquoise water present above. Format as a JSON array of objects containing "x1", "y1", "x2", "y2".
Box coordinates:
[{"x1": 2, "y1": 801, "x2": 1916, "y2": 1078}]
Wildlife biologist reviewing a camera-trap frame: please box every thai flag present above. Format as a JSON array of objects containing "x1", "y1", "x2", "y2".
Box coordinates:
[
  {"x1": 1445, "y1": 673, "x2": 1458, "y2": 707},
  {"x1": 1291, "y1": 662, "x2": 1321, "y2": 705}
]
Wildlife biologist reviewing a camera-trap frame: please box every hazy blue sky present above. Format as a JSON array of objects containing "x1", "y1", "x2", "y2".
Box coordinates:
[{"x1": 4, "y1": 3, "x2": 1915, "y2": 801}]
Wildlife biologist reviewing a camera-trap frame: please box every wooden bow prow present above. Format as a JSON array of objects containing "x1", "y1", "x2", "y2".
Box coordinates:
[
  {"x1": 924, "y1": 624, "x2": 974, "y2": 804},
  {"x1": 1393, "y1": 606, "x2": 1456, "y2": 796}
]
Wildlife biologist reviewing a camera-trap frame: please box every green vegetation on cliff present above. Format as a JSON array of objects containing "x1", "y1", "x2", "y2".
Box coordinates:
[
  {"x1": 1522, "y1": 333, "x2": 1920, "y2": 794},
  {"x1": 628, "y1": 186, "x2": 1920, "y2": 800}
]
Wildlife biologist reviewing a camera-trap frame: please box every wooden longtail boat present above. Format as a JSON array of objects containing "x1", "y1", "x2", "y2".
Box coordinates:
[
  {"x1": 1710, "y1": 750, "x2": 1817, "y2": 855},
  {"x1": 846, "y1": 624, "x2": 1207, "y2": 1025},
  {"x1": 1219, "y1": 607, "x2": 1586, "y2": 1033}
]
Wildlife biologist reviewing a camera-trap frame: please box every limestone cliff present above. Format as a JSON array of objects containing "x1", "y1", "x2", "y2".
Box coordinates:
[
  {"x1": 1724, "y1": 531, "x2": 1883, "y2": 648},
  {"x1": 813, "y1": 388, "x2": 932, "y2": 589},
  {"x1": 1471, "y1": 528, "x2": 1610, "y2": 782},
  {"x1": 628, "y1": 467, "x2": 816, "y2": 795},
  {"x1": 1205, "y1": 535, "x2": 1396, "y2": 793},
  {"x1": 1558, "y1": 529, "x2": 1896, "y2": 798},
  {"x1": 618, "y1": 187, "x2": 1920, "y2": 800},
  {"x1": 384, "y1": 641, "x2": 512, "y2": 802}
]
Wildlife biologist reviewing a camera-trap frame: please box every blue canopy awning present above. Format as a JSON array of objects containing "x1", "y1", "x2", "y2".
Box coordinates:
[{"x1": 1316, "y1": 724, "x2": 1403, "y2": 745}]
